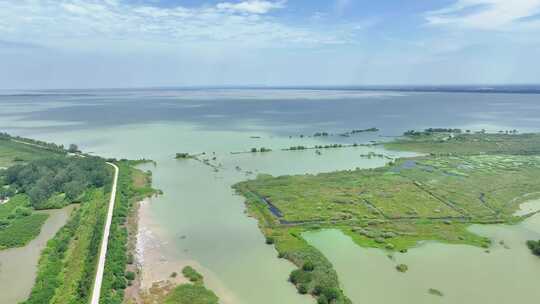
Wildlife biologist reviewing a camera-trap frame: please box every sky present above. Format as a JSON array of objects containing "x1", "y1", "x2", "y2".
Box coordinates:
[{"x1": 1, "y1": 0, "x2": 540, "y2": 89}]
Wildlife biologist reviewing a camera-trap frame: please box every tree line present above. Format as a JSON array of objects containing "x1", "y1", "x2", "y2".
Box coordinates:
[{"x1": 1, "y1": 156, "x2": 111, "y2": 209}]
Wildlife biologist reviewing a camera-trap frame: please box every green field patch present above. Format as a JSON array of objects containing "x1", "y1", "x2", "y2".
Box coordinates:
[
  {"x1": 234, "y1": 132, "x2": 540, "y2": 303},
  {"x1": 0, "y1": 213, "x2": 49, "y2": 249}
]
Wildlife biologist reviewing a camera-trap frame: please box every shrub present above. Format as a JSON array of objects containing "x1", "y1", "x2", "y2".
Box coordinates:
[
  {"x1": 125, "y1": 271, "x2": 135, "y2": 281},
  {"x1": 14, "y1": 206, "x2": 32, "y2": 217},
  {"x1": 113, "y1": 277, "x2": 127, "y2": 290},
  {"x1": 317, "y1": 295, "x2": 329, "y2": 304},
  {"x1": 298, "y1": 284, "x2": 308, "y2": 294},
  {"x1": 312, "y1": 285, "x2": 323, "y2": 296},
  {"x1": 396, "y1": 264, "x2": 408, "y2": 272},
  {"x1": 289, "y1": 269, "x2": 312, "y2": 285},
  {"x1": 182, "y1": 266, "x2": 203, "y2": 283},
  {"x1": 526, "y1": 240, "x2": 540, "y2": 256},
  {"x1": 302, "y1": 261, "x2": 315, "y2": 271},
  {"x1": 265, "y1": 236, "x2": 275, "y2": 244},
  {"x1": 322, "y1": 287, "x2": 340, "y2": 301}
]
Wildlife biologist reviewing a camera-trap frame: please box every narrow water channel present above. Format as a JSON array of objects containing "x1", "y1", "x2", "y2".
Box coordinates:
[{"x1": 0, "y1": 206, "x2": 74, "y2": 304}]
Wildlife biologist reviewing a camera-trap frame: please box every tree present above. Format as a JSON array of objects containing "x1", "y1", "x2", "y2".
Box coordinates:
[
  {"x1": 322, "y1": 287, "x2": 340, "y2": 301},
  {"x1": 125, "y1": 271, "x2": 135, "y2": 281},
  {"x1": 68, "y1": 144, "x2": 79, "y2": 153},
  {"x1": 64, "y1": 180, "x2": 85, "y2": 201}
]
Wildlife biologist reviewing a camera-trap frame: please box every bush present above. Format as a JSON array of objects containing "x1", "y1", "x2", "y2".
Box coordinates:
[
  {"x1": 125, "y1": 271, "x2": 135, "y2": 281},
  {"x1": 14, "y1": 206, "x2": 32, "y2": 217},
  {"x1": 526, "y1": 240, "x2": 540, "y2": 256},
  {"x1": 312, "y1": 285, "x2": 323, "y2": 296},
  {"x1": 302, "y1": 261, "x2": 315, "y2": 271},
  {"x1": 396, "y1": 264, "x2": 409, "y2": 272},
  {"x1": 317, "y1": 295, "x2": 329, "y2": 304},
  {"x1": 182, "y1": 266, "x2": 203, "y2": 283},
  {"x1": 322, "y1": 287, "x2": 340, "y2": 301},
  {"x1": 298, "y1": 284, "x2": 308, "y2": 294},
  {"x1": 113, "y1": 277, "x2": 127, "y2": 290},
  {"x1": 265, "y1": 236, "x2": 275, "y2": 244},
  {"x1": 289, "y1": 269, "x2": 312, "y2": 285}
]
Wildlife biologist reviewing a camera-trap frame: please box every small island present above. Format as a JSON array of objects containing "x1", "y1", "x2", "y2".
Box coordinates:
[{"x1": 175, "y1": 153, "x2": 194, "y2": 159}]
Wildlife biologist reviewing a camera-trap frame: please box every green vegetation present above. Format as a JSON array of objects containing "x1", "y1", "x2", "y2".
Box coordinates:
[
  {"x1": 0, "y1": 132, "x2": 118, "y2": 303},
  {"x1": 526, "y1": 240, "x2": 540, "y2": 256},
  {"x1": 175, "y1": 153, "x2": 193, "y2": 159},
  {"x1": 314, "y1": 132, "x2": 329, "y2": 137},
  {"x1": 182, "y1": 266, "x2": 203, "y2": 283},
  {"x1": 22, "y1": 189, "x2": 108, "y2": 304},
  {"x1": 0, "y1": 195, "x2": 48, "y2": 248},
  {"x1": 163, "y1": 284, "x2": 218, "y2": 304},
  {"x1": 234, "y1": 131, "x2": 540, "y2": 303},
  {"x1": 0, "y1": 135, "x2": 110, "y2": 251},
  {"x1": 286, "y1": 143, "x2": 372, "y2": 152},
  {"x1": 0, "y1": 132, "x2": 68, "y2": 167},
  {"x1": 385, "y1": 130, "x2": 540, "y2": 155},
  {"x1": 251, "y1": 147, "x2": 272, "y2": 153},
  {"x1": 233, "y1": 184, "x2": 351, "y2": 304},
  {"x1": 428, "y1": 288, "x2": 444, "y2": 297},
  {"x1": 396, "y1": 264, "x2": 408, "y2": 273},
  {"x1": 100, "y1": 161, "x2": 158, "y2": 304},
  {"x1": 0, "y1": 133, "x2": 158, "y2": 303},
  {"x1": 2, "y1": 156, "x2": 111, "y2": 209},
  {"x1": 162, "y1": 267, "x2": 218, "y2": 304},
  {"x1": 311, "y1": 128, "x2": 378, "y2": 138}
]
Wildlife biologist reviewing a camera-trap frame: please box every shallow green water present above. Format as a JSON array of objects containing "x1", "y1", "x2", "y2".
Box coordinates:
[
  {"x1": 303, "y1": 207, "x2": 540, "y2": 304},
  {"x1": 0, "y1": 206, "x2": 74, "y2": 304},
  {"x1": 27, "y1": 122, "x2": 410, "y2": 304}
]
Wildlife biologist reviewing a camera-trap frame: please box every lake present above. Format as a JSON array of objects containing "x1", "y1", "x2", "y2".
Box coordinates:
[{"x1": 1, "y1": 88, "x2": 539, "y2": 303}]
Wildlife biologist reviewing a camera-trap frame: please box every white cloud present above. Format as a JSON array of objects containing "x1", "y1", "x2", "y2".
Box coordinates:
[
  {"x1": 0, "y1": 0, "x2": 349, "y2": 49},
  {"x1": 426, "y1": 0, "x2": 540, "y2": 30},
  {"x1": 217, "y1": 0, "x2": 286, "y2": 14}
]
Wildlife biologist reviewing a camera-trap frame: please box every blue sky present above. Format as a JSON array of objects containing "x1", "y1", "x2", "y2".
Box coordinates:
[{"x1": 1, "y1": 0, "x2": 540, "y2": 89}]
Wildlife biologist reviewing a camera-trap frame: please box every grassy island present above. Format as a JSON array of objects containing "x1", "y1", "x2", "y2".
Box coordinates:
[{"x1": 234, "y1": 130, "x2": 540, "y2": 303}]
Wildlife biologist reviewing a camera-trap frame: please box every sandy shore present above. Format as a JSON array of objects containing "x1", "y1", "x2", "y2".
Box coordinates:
[
  {"x1": 136, "y1": 198, "x2": 238, "y2": 304},
  {"x1": 137, "y1": 198, "x2": 189, "y2": 288}
]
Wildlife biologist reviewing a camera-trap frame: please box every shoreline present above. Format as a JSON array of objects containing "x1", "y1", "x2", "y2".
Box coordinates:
[{"x1": 133, "y1": 197, "x2": 238, "y2": 304}]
